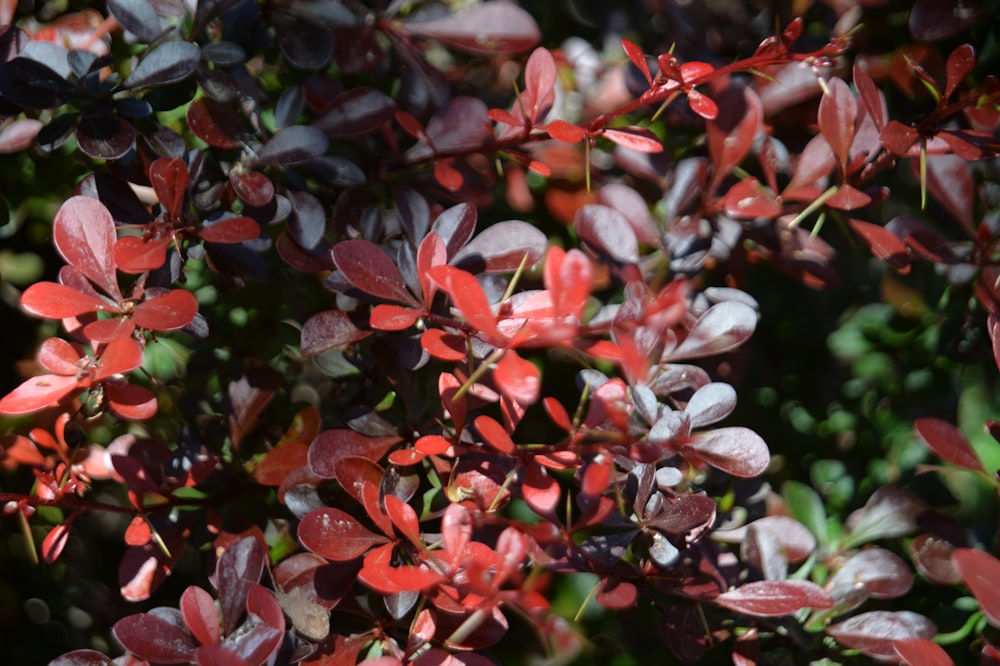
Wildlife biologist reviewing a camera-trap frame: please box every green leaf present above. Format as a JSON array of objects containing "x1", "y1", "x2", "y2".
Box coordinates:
[{"x1": 782, "y1": 480, "x2": 829, "y2": 546}]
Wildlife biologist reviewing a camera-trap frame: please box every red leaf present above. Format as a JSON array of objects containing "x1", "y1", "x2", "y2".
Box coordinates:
[
  {"x1": 132, "y1": 289, "x2": 198, "y2": 331},
  {"x1": 686, "y1": 90, "x2": 718, "y2": 120},
  {"x1": 601, "y1": 126, "x2": 663, "y2": 153},
  {"x1": 944, "y1": 43, "x2": 975, "y2": 101},
  {"x1": 105, "y1": 382, "x2": 158, "y2": 421},
  {"x1": 308, "y1": 430, "x2": 401, "y2": 478},
  {"x1": 300, "y1": 507, "x2": 389, "y2": 561},
  {"x1": 149, "y1": 157, "x2": 188, "y2": 218},
  {"x1": 0, "y1": 374, "x2": 80, "y2": 415},
  {"x1": 520, "y1": 47, "x2": 557, "y2": 126},
  {"x1": 427, "y1": 265, "x2": 501, "y2": 341},
  {"x1": 414, "y1": 435, "x2": 450, "y2": 456},
  {"x1": 494, "y1": 350, "x2": 540, "y2": 406},
  {"x1": 37, "y1": 337, "x2": 82, "y2": 375},
  {"x1": 952, "y1": 548, "x2": 1000, "y2": 627},
  {"x1": 186, "y1": 98, "x2": 244, "y2": 149},
  {"x1": 622, "y1": 39, "x2": 652, "y2": 87},
  {"x1": 683, "y1": 427, "x2": 769, "y2": 478},
  {"x1": 199, "y1": 216, "x2": 260, "y2": 244},
  {"x1": 387, "y1": 448, "x2": 425, "y2": 466},
  {"x1": 880, "y1": 120, "x2": 919, "y2": 155},
  {"x1": 854, "y1": 64, "x2": 886, "y2": 131},
  {"x1": 434, "y1": 159, "x2": 464, "y2": 191},
  {"x1": 53, "y1": 196, "x2": 120, "y2": 299},
  {"x1": 370, "y1": 304, "x2": 420, "y2": 331},
  {"x1": 921, "y1": 153, "x2": 974, "y2": 235},
  {"x1": 421, "y1": 329, "x2": 467, "y2": 361},
  {"x1": 893, "y1": 637, "x2": 954, "y2": 666},
  {"x1": 723, "y1": 177, "x2": 781, "y2": 219},
  {"x1": 522, "y1": 462, "x2": 560, "y2": 519},
  {"x1": 914, "y1": 418, "x2": 984, "y2": 472},
  {"x1": 596, "y1": 578, "x2": 639, "y2": 609},
  {"x1": 228, "y1": 170, "x2": 274, "y2": 208},
  {"x1": 818, "y1": 78, "x2": 857, "y2": 169},
  {"x1": 115, "y1": 236, "x2": 171, "y2": 273},
  {"x1": 358, "y1": 543, "x2": 444, "y2": 594},
  {"x1": 333, "y1": 239, "x2": 419, "y2": 307},
  {"x1": 41, "y1": 520, "x2": 73, "y2": 563},
  {"x1": 848, "y1": 219, "x2": 910, "y2": 272},
  {"x1": 402, "y1": 2, "x2": 540, "y2": 56},
  {"x1": 707, "y1": 85, "x2": 763, "y2": 191},
  {"x1": 827, "y1": 611, "x2": 936, "y2": 662},
  {"x1": 715, "y1": 580, "x2": 833, "y2": 617},
  {"x1": 113, "y1": 612, "x2": 197, "y2": 663},
  {"x1": 681, "y1": 61, "x2": 714, "y2": 84},
  {"x1": 543, "y1": 397, "x2": 572, "y2": 431},
  {"x1": 474, "y1": 415, "x2": 515, "y2": 454},
  {"x1": 547, "y1": 119, "x2": 587, "y2": 143},
  {"x1": 254, "y1": 440, "x2": 309, "y2": 486},
  {"x1": 181, "y1": 586, "x2": 221, "y2": 647},
  {"x1": 384, "y1": 494, "x2": 421, "y2": 546},
  {"x1": 21, "y1": 281, "x2": 113, "y2": 319}
]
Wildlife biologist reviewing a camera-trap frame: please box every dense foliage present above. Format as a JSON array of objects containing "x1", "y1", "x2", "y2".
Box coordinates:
[{"x1": 1, "y1": 0, "x2": 1000, "y2": 664}]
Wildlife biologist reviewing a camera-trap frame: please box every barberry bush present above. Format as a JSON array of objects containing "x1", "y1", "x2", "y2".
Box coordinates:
[{"x1": 1, "y1": 0, "x2": 1000, "y2": 664}]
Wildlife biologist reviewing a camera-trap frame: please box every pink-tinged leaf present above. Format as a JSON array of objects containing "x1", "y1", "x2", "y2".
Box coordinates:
[
  {"x1": 827, "y1": 611, "x2": 936, "y2": 662},
  {"x1": 494, "y1": 351, "x2": 540, "y2": 406},
  {"x1": 595, "y1": 184, "x2": 659, "y2": 245},
  {"x1": 451, "y1": 220, "x2": 547, "y2": 273},
  {"x1": 370, "y1": 304, "x2": 420, "y2": 331},
  {"x1": 519, "y1": 47, "x2": 557, "y2": 125},
  {"x1": 686, "y1": 90, "x2": 718, "y2": 120},
  {"x1": 952, "y1": 548, "x2": 1000, "y2": 627},
  {"x1": 574, "y1": 203, "x2": 640, "y2": 265},
  {"x1": 0, "y1": 374, "x2": 80, "y2": 415},
  {"x1": 115, "y1": 236, "x2": 171, "y2": 273},
  {"x1": 944, "y1": 44, "x2": 975, "y2": 101},
  {"x1": 196, "y1": 644, "x2": 245, "y2": 666},
  {"x1": 601, "y1": 127, "x2": 662, "y2": 153},
  {"x1": 309, "y1": 429, "x2": 401, "y2": 479},
  {"x1": 113, "y1": 612, "x2": 197, "y2": 663},
  {"x1": 784, "y1": 133, "x2": 836, "y2": 196},
  {"x1": 894, "y1": 637, "x2": 954, "y2": 666},
  {"x1": 37, "y1": 337, "x2": 82, "y2": 375},
  {"x1": 41, "y1": 520, "x2": 72, "y2": 563},
  {"x1": 403, "y1": 2, "x2": 540, "y2": 56},
  {"x1": 914, "y1": 418, "x2": 984, "y2": 472},
  {"x1": 547, "y1": 119, "x2": 586, "y2": 143},
  {"x1": 215, "y1": 536, "x2": 266, "y2": 635},
  {"x1": 132, "y1": 289, "x2": 198, "y2": 332},
  {"x1": 910, "y1": 533, "x2": 961, "y2": 585},
  {"x1": 181, "y1": 586, "x2": 221, "y2": 647},
  {"x1": 474, "y1": 415, "x2": 515, "y2": 455},
  {"x1": 299, "y1": 507, "x2": 389, "y2": 561},
  {"x1": 21, "y1": 281, "x2": 113, "y2": 319},
  {"x1": 313, "y1": 87, "x2": 397, "y2": 138},
  {"x1": 106, "y1": 383, "x2": 158, "y2": 421},
  {"x1": 707, "y1": 85, "x2": 763, "y2": 192},
  {"x1": 849, "y1": 219, "x2": 910, "y2": 272},
  {"x1": 149, "y1": 157, "x2": 188, "y2": 218},
  {"x1": 826, "y1": 184, "x2": 871, "y2": 211},
  {"x1": 199, "y1": 216, "x2": 260, "y2": 244},
  {"x1": 300, "y1": 309, "x2": 371, "y2": 356},
  {"x1": 53, "y1": 196, "x2": 120, "y2": 299},
  {"x1": 715, "y1": 580, "x2": 833, "y2": 617},
  {"x1": 880, "y1": 120, "x2": 919, "y2": 155},
  {"x1": 723, "y1": 177, "x2": 781, "y2": 219},
  {"x1": 228, "y1": 170, "x2": 274, "y2": 208},
  {"x1": 333, "y1": 239, "x2": 419, "y2": 307},
  {"x1": 990, "y1": 315, "x2": 1000, "y2": 375},
  {"x1": 818, "y1": 78, "x2": 857, "y2": 169},
  {"x1": 683, "y1": 427, "x2": 769, "y2": 478},
  {"x1": 421, "y1": 329, "x2": 467, "y2": 362},
  {"x1": 48, "y1": 649, "x2": 114, "y2": 666},
  {"x1": 829, "y1": 548, "x2": 913, "y2": 600},
  {"x1": 427, "y1": 266, "x2": 501, "y2": 341},
  {"x1": 0, "y1": 118, "x2": 42, "y2": 153},
  {"x1": 120, "y1": 539, "x2": 180, "y2": 602},
  {"x1": 671, "y1": 301, "x2": 757, "y2": 360},
  {"x1": 622, "y1": 39, "x2": 652, "y2": 87},
  {"x1": 523, "y1": 462, "x2": 560, "y2": 519}
]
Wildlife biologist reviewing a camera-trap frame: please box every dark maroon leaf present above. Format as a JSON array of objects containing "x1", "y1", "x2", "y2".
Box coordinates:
[
  {"x1": 252, "y1": 125, "x2": 328, "y2": 166},
  {"x1": 113, "y1": 612, "x2": 197, "y2": 663},
  {"x1": 596, "y1": 184, "x2": 658, "y2": 245},
  {"x1": 827, "y1": 611, "x2": 936, "y2": 661},
  {"x1": 286, "y1": 190, "x2": 325, "y2": 251},
  {"x1": 914, "y1": 418, "x2": 984, "y2": 471},
  {"x1": 884, "y1": 216, "x2": 960, "y2": 263},
  {"x1": 849, "y1": 219, "x2": 910, "y2": 272},
  {"x1": 431, "y1": 202, "x2": 477, "y2": 260},
  {"x1": 0, "y1": 57, "x2": 74, "y2": 108},
  {"x1": 893, "y1": 637, "x2": 954, "y2": 666},
  {"x1": 107, "y1": 0, "x2": 162, "y2": 43},
  {"x1": 333, "y1": 239, "x2": 419, "y2": 306},
  {"x1": 952, "y1": 548, "x2": 1000, "y2": 627},
  {"x1": 707, "y1": 85, "x2": 763, "y2": 192},
  {"x1": 75, "y1": 113, "x2": 135, "y2": 160},
  {"x1": 909, "y1": 0, "x2": 981, "y2": 41},
  {"x1": 308, "y1": 429, "x2": 402, "y2": 478},
  {"x1": 277, "y1": 18, "x2": 332, "y2": 70},
  {"x1": 312, "y1": 87, "x2": 397, "y2": 138},
  {"x1": 181, "y1": 585, "x2": 220, "y2": 647},
  {"x1": 450, "y1": 220, "x2": 547, "y2": 273},
  {"x1": 422, "y1": 96, "x2": 491, "y2": 155},
  {"x1": 574, "y1": 203, "x2": 639, "y2": 265},
  {"x1": 715, "y1": 580, "x2": 833, "y2": 616},
  {"x1": 125, "y1": 40, "x2": 200, "y2": 88},
  {"x1": 300, "y1": 309, "x2": 371, "y2": 356},
  {"x1": 403, "y1": 2, "x2": 540, "y2": 56},
  {"x1": 187, "y1": 98, "x2": 246, "y2": 149},
  {"x1": 651, "y1": 493, "x2": 717, "y2": 536},
  {"x1": 215, "y1": 536, "x2": 266, "y2": 636},
  {"x1": 299, "y1": 507, "x2": 389, "y2": 560},
  {"x1": 921, "y1": 154, "x2": 974, "y2": 235}
]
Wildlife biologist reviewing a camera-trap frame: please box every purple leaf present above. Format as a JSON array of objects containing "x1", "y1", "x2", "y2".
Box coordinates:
[
  {"x1": 107, "y1": 0, "x2": 162, "y2": 43},
  {"x1": 451, "y1": 220, "x2": 547, "y2": 273},
  {"x1": 685, "y1": 382, "x2": 737, "y2": 428},
  {"x1": 286, "y1": 189, "x2": 326, "y2": 251},
  {"x1": 920, "y1": 154, "x2": 974, "y2": 236},
  {"x1": 333, "y1": 239, "x2": 420, "y2": 306},
  {"x1": 252, "y1": 125, "x2": 328, "y2": 166},
  {"x1": 670, "y1": 301, "x2": 757, "y2": 360},
  {"x1": 308, "y1": 429, "x2": 402, "y2": 478},
  {"x1": 112, "y1": 612, "x2": 197, "y2": 663},
  {"x1": 683, "y1": 427, "x2": 769, "y2": 478},
  {"x1": 300, "y1": 310, "x2": 371, "y2": 356},
  {"x1": 827, "y1": 611, "x2": 936, "y2": 662},
  {"x1": 312, "y1": 87, "x2": 397, "y2": 138},
  {"x1": 715, "y1": 580, "x2": 833, "y2": 616},
  {"x1": 125, "y1": 41, "x2": 201, "y2": 88},
  {"x1": 215, "y1": 536, "x2": 266, "y2": 636},
  {"x1": 574, "y1": 203, "x2": 640, "y2": 265},
  {"x1": 431, "y1": 202, "x2": 477, "y2": 260},
  {"x1": 299, "y1": 507, "x2": 390, "y2": 560},
  {"x1": 403, "y1": 1, "x2": 540, "y2": 56},
  {"x1": 595, "y1": 184, "x2": 659, "y2": 245},
  {"x1": 828, "y1": 548, "x2": 913, "y2": 606}
]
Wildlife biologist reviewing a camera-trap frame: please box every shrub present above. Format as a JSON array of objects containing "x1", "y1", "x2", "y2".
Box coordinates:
[{"x1": 1, "y1": 1, "x2": 999, "y2": 664}]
